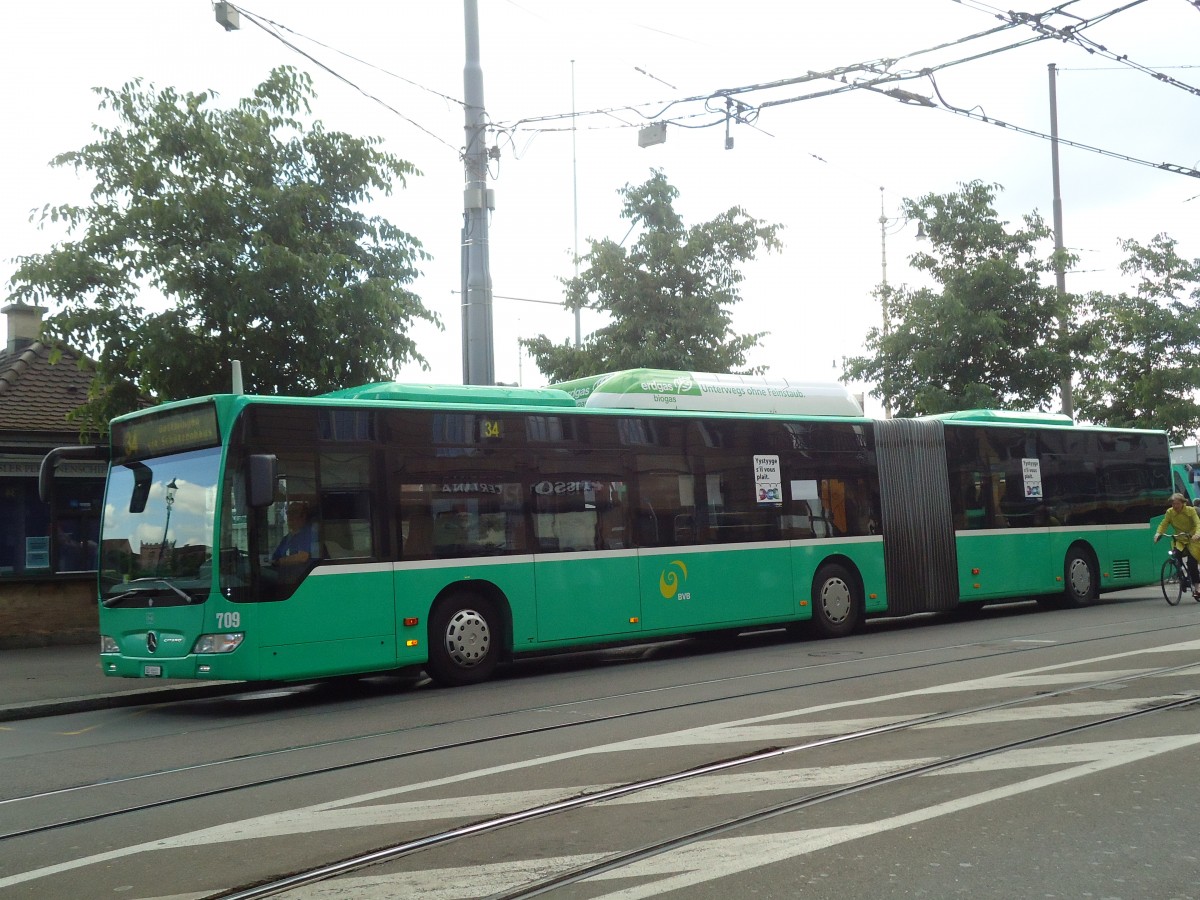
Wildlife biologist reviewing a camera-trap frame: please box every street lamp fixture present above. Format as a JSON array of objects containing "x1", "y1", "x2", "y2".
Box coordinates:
[{"x1": 158, "y1": 478, "x2": 178, "y2": 572}]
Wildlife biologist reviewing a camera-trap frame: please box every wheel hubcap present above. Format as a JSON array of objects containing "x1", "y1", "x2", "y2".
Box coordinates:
[
  {"x1": 821, "y1": 578, "x2": 852, "y2": 624},
  {"x1": 1068, "y1": 558, "x2": 1091, "y2": 597},
  {"x1": 444, "y1": 609, "x2": 491, "y2": 667}
]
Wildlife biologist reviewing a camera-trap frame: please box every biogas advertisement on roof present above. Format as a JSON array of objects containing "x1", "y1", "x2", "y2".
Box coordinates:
[{"x1": 562, "y1": 370, "x2": 861, "y2": 417}]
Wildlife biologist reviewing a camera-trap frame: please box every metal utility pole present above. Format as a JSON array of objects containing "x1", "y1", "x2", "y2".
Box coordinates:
[
  {"x1": 879, "y1": 187, "x2": 893, "y2": 419},
  {"x1": 572, "y1": 59, "x2": 581, "y2": 348},
  {"x1": 1048, "y1": 63, "x2": 1074, "y2": 418},
  {"x1": 461, "y1": 0, "x2": 495, "y2": 385}
]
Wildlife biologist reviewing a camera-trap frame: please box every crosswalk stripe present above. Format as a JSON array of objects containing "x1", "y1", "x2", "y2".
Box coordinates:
[
  {"x1": 5, "y1": 641, "x2": 1199, "y2": 891},
  {"x1": 284, "y1": 733, "x2": 1200, "y2": 900}
]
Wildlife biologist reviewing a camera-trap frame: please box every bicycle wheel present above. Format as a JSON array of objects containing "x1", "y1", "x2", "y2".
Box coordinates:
[{"x1": 1161, "y1": 558, "x2": 1184, "y2": 605}]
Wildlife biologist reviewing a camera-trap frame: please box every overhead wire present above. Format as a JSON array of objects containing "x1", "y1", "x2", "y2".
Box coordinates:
[
  {"x1": 922, "y1": 70, "x2": 1200, "y2": 178},
  {"x1": 222, "y1": 2, "x2": 1196, "y2": 184},
  {"x1": 230, "y1": 3, "x2": 466, "y2": 107},
  {"x1": 492, "y1": 12, "x2": 1034, "y2": 132},
  {"x1": 226, "y1": 3, "x2": 463, "y2": 155},
  {"x1": 964, "y1": 0, "x2": 1200, "y2": 97}
]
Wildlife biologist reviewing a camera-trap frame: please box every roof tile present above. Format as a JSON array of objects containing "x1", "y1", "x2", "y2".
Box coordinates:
[{"x1": 0, "y1": 342, "x2": 96, "y2": 434}]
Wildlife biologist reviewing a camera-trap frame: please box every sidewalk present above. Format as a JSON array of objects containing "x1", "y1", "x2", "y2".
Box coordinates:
[{"x1": 0, "y1": 644, "x2": 240, "y2": 722}]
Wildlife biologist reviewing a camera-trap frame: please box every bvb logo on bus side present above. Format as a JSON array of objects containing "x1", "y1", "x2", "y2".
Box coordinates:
[{"x1": 659, "y1": 560, "x2": 691, "y2": 601}]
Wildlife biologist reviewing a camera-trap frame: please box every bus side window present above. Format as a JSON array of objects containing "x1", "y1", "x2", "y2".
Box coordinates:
[
  {"x1": 395, "y1": 480, "x2": 433, "y2": 562},
  {"x1": 408, "y1": 510, "x2": 433, "y2": 558},
  {"x1": 319, "y1": 490, "x2": 373, "y2": 559},
  {"x1": 433, "y1": 507, "x2": 468, "y2": 555},
  {"x1": 598, "y1": 496, "x2": 626, "y2": 549}
]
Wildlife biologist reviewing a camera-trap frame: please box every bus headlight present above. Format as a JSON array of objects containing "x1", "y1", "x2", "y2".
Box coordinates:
[
  {"x1": 100, "y1": 635, "x2": 119, "y2": 654},
  {"x1": 192, "y1": 633, "x2": 244, "y2": 654}
]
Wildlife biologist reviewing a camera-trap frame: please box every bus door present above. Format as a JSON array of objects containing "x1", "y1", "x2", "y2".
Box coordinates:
[
  {"x1": 251, "y1": 445, "x2": 396, "y2": 676},
  {"x1": 949, "y1": 427, "x2": 1052, "y2": 599},
  {"x1": 531, "y1": 472, "x2": 641, "y2": 643}
]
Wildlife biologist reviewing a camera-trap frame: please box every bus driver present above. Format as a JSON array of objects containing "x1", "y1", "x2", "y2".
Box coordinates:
[{"x1": 272, "y1": 501, "x2": 319, "y2": 580}]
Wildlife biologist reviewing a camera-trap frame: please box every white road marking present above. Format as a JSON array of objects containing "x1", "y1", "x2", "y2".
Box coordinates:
[
  {"x1": 275, "y1": 734, "x2": 1200, "y2": 900},
  {"x1": 5, "y1": 638, "x2": 1200, "y2": 891}
]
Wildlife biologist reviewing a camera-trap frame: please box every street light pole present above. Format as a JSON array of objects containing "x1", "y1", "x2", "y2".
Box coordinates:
[
  {"x1": 1048, "y1": 63, "x2": 1074, "y2": 418},
  {"x1": 879, "y1": 188, "x2": 894, "y2": 419},
  {"x1": 878, "y1": 187, "x2": 926, "y2": 420}
]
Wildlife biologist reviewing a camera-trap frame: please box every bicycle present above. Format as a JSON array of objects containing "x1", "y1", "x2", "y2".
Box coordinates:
[{"x1": 1159, "y1": 531, "x2": 1200, "y2": 605}]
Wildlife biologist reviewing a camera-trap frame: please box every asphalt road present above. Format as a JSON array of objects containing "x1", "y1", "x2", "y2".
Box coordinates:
[{"x1": 3, "y1": 588, "x2": 1200, "y2": 899}]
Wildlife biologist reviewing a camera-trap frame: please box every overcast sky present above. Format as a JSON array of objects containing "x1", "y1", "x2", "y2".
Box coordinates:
[{"x1": 2, "y1": 0, "x2": 1197, "y2": 416}]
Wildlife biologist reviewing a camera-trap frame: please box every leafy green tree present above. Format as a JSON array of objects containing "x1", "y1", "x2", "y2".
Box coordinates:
[
  {"x1": 5, "y1": 66, "x2": 439, "y2": 428},
  {"x1": 1074, "y1": 233, "x2": 1200, "y2": 443},
  {"x1": 845, "y1": 181, "x2": 1074, "y2": 416},
  {"x1": 523, "y1": 170, "x2": 781, "y2": 382}
]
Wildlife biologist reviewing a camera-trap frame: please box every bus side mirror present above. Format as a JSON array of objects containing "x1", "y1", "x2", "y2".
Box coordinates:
[
  {"x1": 247, "y1": 454, "x2": 278, "y2": 508},
  {"x1": 129, "y1": 463, "x2": 151, "y2": 513}
]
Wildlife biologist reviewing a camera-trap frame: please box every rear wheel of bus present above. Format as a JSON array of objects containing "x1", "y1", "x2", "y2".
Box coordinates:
[
  {"x1": 810, "y1": 563, "x2": 861, "y2": 638},
  {"x1": 426, "y1": 590, "x2": 502, "y2": 686},
  {"x1": 1061, "y1": 544, "x2": 1099, "y2": 608}
]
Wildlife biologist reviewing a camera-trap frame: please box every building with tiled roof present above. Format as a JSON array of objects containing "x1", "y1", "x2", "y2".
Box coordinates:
[
  {"x1": 0, "y1": 307, "x2": 98, "y2": 440},
  {"x1": 0, "y1": 302, "x2": 107, "y2": 581}
]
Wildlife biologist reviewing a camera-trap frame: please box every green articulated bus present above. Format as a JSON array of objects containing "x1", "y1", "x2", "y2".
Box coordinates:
[{"x1": 40, "y1": 368, "x2": 1171, "y2": 687}]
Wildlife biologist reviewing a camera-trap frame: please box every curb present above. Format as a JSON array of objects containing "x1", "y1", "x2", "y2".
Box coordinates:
[{"x1": 0, "y1": 682, "x2": 245, "y2": 723}]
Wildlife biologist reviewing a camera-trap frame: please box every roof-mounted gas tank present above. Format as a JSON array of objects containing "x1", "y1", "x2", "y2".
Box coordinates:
[{"x1": 550, "y1": 369, "x2": 864, "y2": 417}]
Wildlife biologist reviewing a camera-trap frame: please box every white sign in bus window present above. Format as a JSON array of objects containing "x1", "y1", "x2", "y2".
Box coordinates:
[
  {"x1": 1022, "y1": 458, "x2": 1043, "y2": 498},
  {"x1": 754, "y1": 454, "x2": 782, "y2": 506},
  {"x1": 26, "y1": 536, "x2": 51, "y2": 570}
]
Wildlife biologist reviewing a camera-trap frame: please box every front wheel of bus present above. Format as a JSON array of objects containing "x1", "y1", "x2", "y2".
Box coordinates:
[
  {"x1": 426, "y1": 592, "x2": 501, "y2": 687},
  {"x1": 811, "y1": 564, "x2": 860, "y2": 638},
  {"x1": 1062, "y1": 546, "x2": 1098, "y2": 608}
]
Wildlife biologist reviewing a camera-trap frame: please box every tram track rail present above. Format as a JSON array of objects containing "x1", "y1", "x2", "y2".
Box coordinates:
[
  {"x1": 2, "y1": 616, "x2": 1198, "y2": 844},
  {"x1": 494, "y1": 691, "x2": 1200, "y2": 900},
  {"x1": 213, "y1": 674, "x2": 1200, "y2": 899}
]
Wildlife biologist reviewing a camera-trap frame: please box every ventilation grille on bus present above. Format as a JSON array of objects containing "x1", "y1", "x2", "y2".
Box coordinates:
[{"x1": 1110, "y1": 559, "x2": 1131, "y2": 580}]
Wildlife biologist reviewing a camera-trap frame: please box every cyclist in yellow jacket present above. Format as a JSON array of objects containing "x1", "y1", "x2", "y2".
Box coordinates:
[{"x1": 1154, "y1": 492, "x2": 1200, "y2": 597}]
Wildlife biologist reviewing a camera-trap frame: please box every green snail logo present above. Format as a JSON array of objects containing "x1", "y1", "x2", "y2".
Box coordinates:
[{"x1": 659, "y1": 560, "x2": 690, "y2": 600}]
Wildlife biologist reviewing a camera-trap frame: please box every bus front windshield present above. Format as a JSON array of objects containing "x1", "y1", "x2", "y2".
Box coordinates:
[{"x1": 99, "y1": 447, "x2": 221, "y2": 606}]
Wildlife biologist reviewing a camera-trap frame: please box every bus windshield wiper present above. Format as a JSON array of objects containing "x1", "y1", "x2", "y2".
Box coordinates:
[{"x1": 103, "y1": 578, "x2": 193, "y2": 607}]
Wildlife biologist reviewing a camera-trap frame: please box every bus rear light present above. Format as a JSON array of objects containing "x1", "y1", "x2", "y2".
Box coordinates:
[
  {"x1": 868, "y1": 594, "x2": 877, "y2": 600},
  {"x1": 100, "y1": 635, "x2": 119, "y2": 654},
  {"x1": 799, "y1": 600, "x2": 808, "y2": 607},
  {"x1": 192, "y1": 633, "x2": 244, "y2": 654},
  {"x1": 406, "y1": 639, "x2": 419, "y2": 647},
  {"x1": 629, "y1": 616, "x2": 640, "y2": 624},
  {"x1": 971, "y1": 568, "x2": 980, "y2": 575},
  {"x1": 403, "y1": 617, "x2": 419, "y2": 627}
]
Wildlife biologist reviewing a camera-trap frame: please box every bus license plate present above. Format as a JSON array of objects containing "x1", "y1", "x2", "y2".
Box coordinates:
[{"x1": 143, "y1": 665, "x2": 163, "y2": 677}]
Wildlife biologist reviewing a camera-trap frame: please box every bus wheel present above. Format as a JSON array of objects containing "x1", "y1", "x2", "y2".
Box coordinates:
[
  {"x1": 1062, "y1": 547, "x2": 1098, "y2": 608},
  {"x1": 811, "y1": 564, "x2": 860, "y2": 638},
  {"x1": 426, "y1": 592, "x2": 500, "y2": 686}
]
